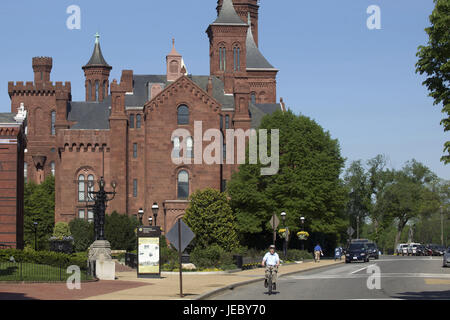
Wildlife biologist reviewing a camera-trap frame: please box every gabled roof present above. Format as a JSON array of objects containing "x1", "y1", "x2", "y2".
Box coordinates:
[
  {"x1": 246, "y1": 15, "x2": 276, "y2": 71},
  {"x1": 83, "y1": 33, "x2": 111, "y2": 68},
  {"x1": 212, "y1": 0, "x2": 248, "y2": 26}
]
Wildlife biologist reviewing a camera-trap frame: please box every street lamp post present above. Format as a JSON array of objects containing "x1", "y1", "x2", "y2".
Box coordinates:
[
  {"x1": 87, "y1": 177, "x2": 117, "y2": 241},
  {"x1": 33, "y1": 222, "x2": 38, "y2": 251},
  {"x1": 281, "y1": 212, "x2": 287, "y2": 258},
  {"x1": 148, "y1": 217, "x2": 153, "y2": 226},
  {"x1": 138, "y1": 208, "x2": 144, "y2": 227},
  {"x1": 152, "y1": 203, "x2": 159, "y2": 226},
  {"x1": 300, "y1": 216, "x2": 305, "y2": 251}
]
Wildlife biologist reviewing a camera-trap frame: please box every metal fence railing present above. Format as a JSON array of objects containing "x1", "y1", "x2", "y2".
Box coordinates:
[{"x1": 0, "y1": 262, "x2": 93, "y2": 282}]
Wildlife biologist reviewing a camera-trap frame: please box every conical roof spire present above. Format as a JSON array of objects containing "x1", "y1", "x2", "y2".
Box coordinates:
[
  {"x1": 246, "y1": 13, "x2": 276, "y2": 70},
  {"x1": 212, "y1": 0, "x2": 247, "y2": 26},
  {"x1": 84, "y1": 33, "x2": 111, "y2": 68}
]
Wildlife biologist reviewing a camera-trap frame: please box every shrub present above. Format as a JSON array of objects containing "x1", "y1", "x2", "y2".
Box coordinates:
[
  {"x1": 52, "y1": 222, "x2": 71, "y2": 239},
  {"x1": 105, "y1": 211, "x2": 139, "y2": 251},
  {"x1": 286, "y1": 249, "x2": 313, "y2": 261},
  {"x1": 160, "y1": 236, "x2": 178, "y2": 268},
  {"x1": 190, "y1": 244, "x2": 236, "y2": 269},
  {"x1": 69, "y1": 219, "x2": 94, "y2": 252}
]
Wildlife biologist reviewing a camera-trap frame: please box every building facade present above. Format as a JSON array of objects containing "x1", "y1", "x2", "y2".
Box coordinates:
[
  {"x1": 7, "y1": 0, "x2": 285, "y2": 234},
  {"x1": 0, "y1": 108, "x2": 26, "y2": 248}
]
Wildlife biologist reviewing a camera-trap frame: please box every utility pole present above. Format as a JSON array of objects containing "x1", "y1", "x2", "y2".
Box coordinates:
[{"x1": 441, "y1": 206, "x2": 444, "y2": 247}]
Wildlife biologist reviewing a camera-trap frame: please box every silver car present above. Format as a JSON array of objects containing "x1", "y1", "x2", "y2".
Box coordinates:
[{"x1": 443, "y1": 248, "x2": 450, "y2": 268}]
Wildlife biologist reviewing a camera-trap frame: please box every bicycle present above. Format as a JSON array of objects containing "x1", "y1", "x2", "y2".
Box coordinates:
[{"x1": 266, "y1": 265, "x2": 276, "y2": 295}]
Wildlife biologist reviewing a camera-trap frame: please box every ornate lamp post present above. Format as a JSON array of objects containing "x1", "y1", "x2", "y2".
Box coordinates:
[
  {"x1": 87, "y1": 177, "x2": 117, "y2": 241},
  {"x1": 281, "y1": 212, "x2": 287, "y2": 258},
  {"x1": 138, "y1": 208, "x2": 144, "y2": 226},
  {"x1": 148, "y1": 217, "x2": 153, "y2": 226},
  {"x1": 152, "y1": 203, "x2": 159, "y2": 226},
  {"x1": 300, "y1": 216, "x2": 305, "y2": 251}
]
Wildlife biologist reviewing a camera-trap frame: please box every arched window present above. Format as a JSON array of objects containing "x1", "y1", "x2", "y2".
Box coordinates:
[
  {"x1": 129, "y1": 114, "x2": 135, "y2": 128},
  {"x1": 172, "y1": 137, "x2": 180, "y2": 159},
  {"x1": 87, "y1": 175, "x2": 94, "y2": 198},
  {"x1": 88, "y1": 81, "x2": 92, "y2": 101},
  {"x1": 225, "y1": 115, "x2": 230, "y2": 129},
  {"x1": 251, "y1": 92, "x2": 256, "y2": 104},
  {"x1": 136, "y1": 114, "x2": 141, "y2": 129},
  {"x1": 51, "y1": 111, "x2": 56, "y2": 135},
  {"x1": 219, "y1": 46, "x2": 226, "y2": 71},
  {"x1": 78, "y1": 175, "x2": 85, "y2": 202},
  {"x1": 50, "y1": 161, "x2": 55, "y2": 176},
  {"x1": 95, "y1": 80, "x2": 99, "y2": 101},
  {"x1": 177, "y1": 170, "x2": 189, "y2": 199},
  {"x1": 177, "y1": 105, "x2": 189, "y2": 125},
  {"x1": 233, "y1": 45, "x2": 240, "y2": 72},
  {"x1": 186, "y1": 137, "x2": 193, "y2": 158}
]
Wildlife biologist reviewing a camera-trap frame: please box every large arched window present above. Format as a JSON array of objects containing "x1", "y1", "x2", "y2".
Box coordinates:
[
  {"x1": 177, "y1": 105, "x2": 189, "y2": 125},
  {"x1": 233, "y1": 45, "x2": 241, "y2": 72},
  {"x1": 177, "y1": 170, "x2": 189, "y2": 200},
  {"x1": 78, "y1": 175, "x2": 85, "y2": 202}
]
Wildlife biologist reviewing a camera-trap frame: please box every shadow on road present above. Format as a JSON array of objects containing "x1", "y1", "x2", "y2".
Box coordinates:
[
  {"x1": 394, "y1": 290, "x2": 450, "y2": 300},
  {"x1": 0, "y1": 292, "x2": 35, "y2": 300}
]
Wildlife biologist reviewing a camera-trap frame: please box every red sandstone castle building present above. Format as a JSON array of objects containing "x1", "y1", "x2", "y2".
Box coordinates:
[{"x1": 4, "y1": 0, "x2": 284, "y2": 234}]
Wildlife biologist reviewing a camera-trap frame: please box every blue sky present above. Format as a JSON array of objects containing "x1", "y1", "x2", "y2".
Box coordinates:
[{"x1": 0, "y1": 0, "x2": 448, "y2": 179}]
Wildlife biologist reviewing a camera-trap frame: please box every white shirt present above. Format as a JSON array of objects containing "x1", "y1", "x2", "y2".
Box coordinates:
[{"x1": 263, "y1": 252, "x2": 280, "y2": 266}]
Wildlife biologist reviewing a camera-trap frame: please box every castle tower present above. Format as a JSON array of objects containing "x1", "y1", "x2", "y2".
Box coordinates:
[
  {"x1": 216, "y1": 0, "x2": 260, "y2": 46},
  {"x1": 82, "y1": 33, "x2": 112, "y2": 102},
  {"x1": 166, "y1": 39, "x2": 186, "y2": 82},
  {"x1": 207, "y1": 0, "x2": 248, "y2": 93},
  {"x1": 32, "y1": 57, "x2": 53, "y2": 83}
]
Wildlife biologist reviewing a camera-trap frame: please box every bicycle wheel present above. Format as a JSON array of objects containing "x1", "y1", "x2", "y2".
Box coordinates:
[{"x1": 268, "y1": 272, "x2": 273, "y2": 295}]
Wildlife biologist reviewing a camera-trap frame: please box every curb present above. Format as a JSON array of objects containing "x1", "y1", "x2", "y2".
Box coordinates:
[{"x1": 194, "y1": 260, "x2": 345, "y2": 300}]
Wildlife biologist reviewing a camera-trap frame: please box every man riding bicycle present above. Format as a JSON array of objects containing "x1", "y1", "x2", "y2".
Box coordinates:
[{"x1": 262, "y1": 245, "x2": 280, "y2": 291}]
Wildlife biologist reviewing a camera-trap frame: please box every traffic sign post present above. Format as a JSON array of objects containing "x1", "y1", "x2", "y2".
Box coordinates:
[{"x1": 166, "y1": 219, "x2": 195, "y2": 298}]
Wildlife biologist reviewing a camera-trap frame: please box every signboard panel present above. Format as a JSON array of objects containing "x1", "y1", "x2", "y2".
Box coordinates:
[{"x1": 137, "y1": 226, "x2": 161, "y2": 278}]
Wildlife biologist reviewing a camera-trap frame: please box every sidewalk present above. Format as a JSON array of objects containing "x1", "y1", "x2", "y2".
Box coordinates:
[{"x1": 84, "y1": 258, "x2": 344, "y2": 300}]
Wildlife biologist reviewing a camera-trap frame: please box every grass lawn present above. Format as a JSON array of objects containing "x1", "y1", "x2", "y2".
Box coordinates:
[{"x1": 0, "y1": 262, "x2": 93, "y2": 282}]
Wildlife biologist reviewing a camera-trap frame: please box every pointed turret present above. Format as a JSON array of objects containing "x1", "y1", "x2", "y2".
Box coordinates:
[
  {"x1": 212, "y1": 0, "x2": 248, "y2": 26},
  {"x1": 82, "y1": 33, "x2": 112, "y2": 102},
  {"x1": 166, "y1": 39, "x2": 185, "y2": 82},
  {"x1": 245, "y1": 13, "x2": 275, "y2": 71}
]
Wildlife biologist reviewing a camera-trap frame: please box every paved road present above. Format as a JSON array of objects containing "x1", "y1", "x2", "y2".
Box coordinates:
[{"x1": 212, "y1": 256, "x2": 450, "y2": 300}]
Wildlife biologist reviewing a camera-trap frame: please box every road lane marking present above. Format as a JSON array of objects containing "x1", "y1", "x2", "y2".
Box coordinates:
[
  {"x1": 424, "y1": 279, "x2": 450, "y2": 285},
  {"x1": 286, "y1": 273, "x2": 450, "y2": 281},
  {"x1": 351, "y1": 264, "x2": 375, "y2": 274}
]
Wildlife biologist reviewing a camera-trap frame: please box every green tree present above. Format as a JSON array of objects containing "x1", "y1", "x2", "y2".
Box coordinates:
[
  {"x1": 416, "y1": 0, "x2": 450, "y2": 164},
  {"x1": 69, "y1": 219, "x2": 94, "y2": 252},
  {"x1": 24, "y1": 175, "x2": 55, "y2": 250},
  {"x1": 379, "y1": 160, "x2": 441, "y2": 251},
  {"x1": 184, "y1": 188, "x2": 239, "y2": 251},
  {"x1": 52, "y1": 222, "x2": 71, "y2": 239},
  {"x1": 104, "y1": 211, "x2": 139, "y2": 251},
  {"x1": 227, "y1": 110, "x2": 348, "y2": 249}
]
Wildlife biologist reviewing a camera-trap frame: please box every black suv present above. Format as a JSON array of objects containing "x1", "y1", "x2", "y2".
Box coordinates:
[
  {"x1": 366, "y1": 242, "x2": 379, "y2": 260},
  {"x1": 345, "y1": 243, "x2": 369, "y2": 263}
]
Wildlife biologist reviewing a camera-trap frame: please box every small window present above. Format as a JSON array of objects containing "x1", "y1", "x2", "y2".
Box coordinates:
[
  {"x1": 78, "y1": 209, "x2": 85, "y2": 219},
  {"x1": 88, "y1": 210, "x2": 94, "y2": 222},
  {"x1": 51, "y1": 111, "x2": 56, "y2": 135},
  {"x1": 251, "y1": 92, "x2": 256, "y2": 104},
  {"x1": 50, "y1": 161, "x2": 55, "y2": 176},
  {"x1": 87, "y1": 175, "x2": 94, "y2": 199},
  {"x1": 95, "y1": 81, "x2": 99, "y2": 101},
  {"x1": 220, "y1": 115, "x2": 223, "y2": 131},
  {"x1": 225, "y1": 115, "x2": 230, "y2": 129},
  {"x1": 133, "y1": 179, "x2": 138, "y2": 198},
  {"x1": 136, "y1": 114, "x2": 141, "y2": 129},
  {"x1": 130, "y1": 114, "x2": 135, "y2": 128},
  {"x1": 177, "y1": 170, "x2": 189, "y2": 200},
  {"x1": 133, "y1": 143, "x2": 138, "y2": 158},
  {"x1": 177, "y1": 105, "x2": 189, "y2": 125},
  {"x1": 219, "y1": 47, "x2": 226, "y2": 71},
  {"x1": 24, "y1": 162, "x2": 27, "y2": 183},
  {"x1": 233, "y1": 46, "x2": 240, "y2": 72}
]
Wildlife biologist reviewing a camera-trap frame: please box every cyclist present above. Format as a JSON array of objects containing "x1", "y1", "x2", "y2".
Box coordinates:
[{"x1": 262, "y1": 244, "x2": 280, "y2": 290}]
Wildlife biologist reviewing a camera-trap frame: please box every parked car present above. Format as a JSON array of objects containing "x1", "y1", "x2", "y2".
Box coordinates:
[
  {"x1": 416, "y1": 245, "x2": 426, "y2": 256},
  {"x1": 429, "y1": 244, "x2": 446, "y2": 256},
  {"x1": 396, "y1": 243, "x2": 409, "y2": 256},
  {"x1": 408, "y1": 243, "x2": 421, "y2": 256},
  {"x1": 366, "y1": 242, "x2": 379, "y2": 259},
  {"x1": 423, "y1": 244, "x2": 434, "y2": 256},
  {"x1": 345, "y1": 242, "x2": 369, "y2": 263},
  {"x1": 443, "y1": 248, "x2": 450, "y2": 268}
]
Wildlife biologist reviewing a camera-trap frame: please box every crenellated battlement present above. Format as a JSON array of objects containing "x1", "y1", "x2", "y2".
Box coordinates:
[{"x1": 8, "y1": 81, "x2": 71, "y2": 97}]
